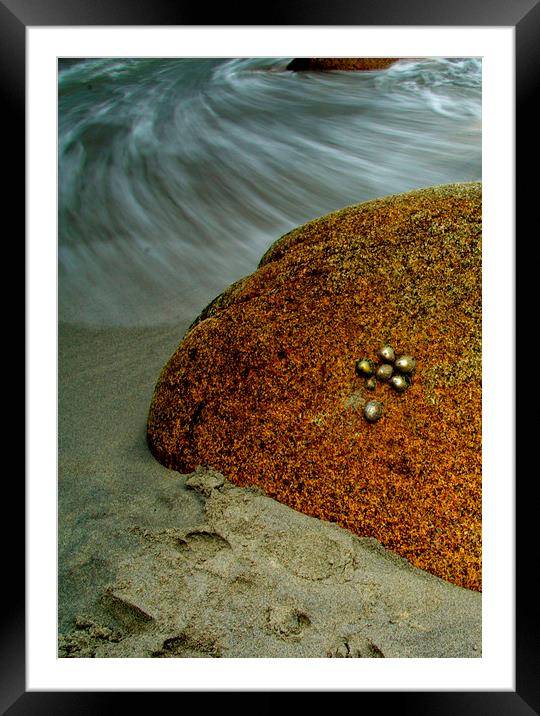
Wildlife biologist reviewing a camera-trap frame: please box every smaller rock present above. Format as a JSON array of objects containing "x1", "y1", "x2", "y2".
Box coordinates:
[{"x1": 287, "y1": 58, "x2": 402, "y2": 72}]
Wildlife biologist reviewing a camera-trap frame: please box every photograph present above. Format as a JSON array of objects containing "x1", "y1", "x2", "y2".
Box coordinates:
[{"x1": 57, "y1": 55, "x2": 483, "y2": 661}]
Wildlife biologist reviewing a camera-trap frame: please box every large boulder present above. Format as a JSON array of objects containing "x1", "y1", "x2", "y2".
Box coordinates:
[
  {"x1": 147, "y1": 183, "x2": 482, "y2": 591},
  {"x1": 286, "y1": 58, "x2": 402, "y2": 71}
]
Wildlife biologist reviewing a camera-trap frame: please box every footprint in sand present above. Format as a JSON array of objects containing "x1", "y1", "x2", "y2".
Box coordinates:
[
  {"x1": 265, "y1": 604, "x2": 312, "y2": 641},
  {"x1": 327, "y1": 634, "x2": 385, "y2": 658}
]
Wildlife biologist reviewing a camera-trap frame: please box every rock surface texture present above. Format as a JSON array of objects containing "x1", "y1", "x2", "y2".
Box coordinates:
[
  {"x1": 148, "y1": 183, "x2": 482, "y2": 592},
  {"x1": 286, "y1": 58, "x2": 403, "y2": 71}
]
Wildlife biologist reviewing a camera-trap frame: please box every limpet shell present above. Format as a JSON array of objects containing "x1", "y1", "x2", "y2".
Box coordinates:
[
  {"x1": 365, "y1": 376, "x2": 377, "y2": 391},
  {"x1": 394, "y1": 355, "x2": 416, "y2": 374},
  {"x1": 390, "y1": 374, "x2": 411, "y2": 392},
  {"x1": 356, "y1": 358, "x2": 375, "y2": 377},
  {"x1": 375, "y1": 364, "x2": 393, "y2": 382},
  {"x1": 378, "y1": 344, "x2": 395, "y2": 363},
  {"x1": 364, "y1": 400, "x2": 383, "y2": 422}
]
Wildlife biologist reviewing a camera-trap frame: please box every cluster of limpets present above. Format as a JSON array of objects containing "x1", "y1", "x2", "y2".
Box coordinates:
[{"x1": 355, "y1": 345, "x2": 416, "y2": 423}]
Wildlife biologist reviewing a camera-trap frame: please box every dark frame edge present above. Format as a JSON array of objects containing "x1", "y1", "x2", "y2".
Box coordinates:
[
  {"x1": 1, "y1": 0, "x2": 26, "y2": 715},
  {"x1": 515, "y1": 3, "x2": 540, "y2": 715},
  {"x1": 14, "y1": 0, "x2": 534, "y2": 712}
]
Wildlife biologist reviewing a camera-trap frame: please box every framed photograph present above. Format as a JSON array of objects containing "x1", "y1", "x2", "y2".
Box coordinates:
[{"x1": 14, "y1": 0, "x2": 530, "y2": 711}]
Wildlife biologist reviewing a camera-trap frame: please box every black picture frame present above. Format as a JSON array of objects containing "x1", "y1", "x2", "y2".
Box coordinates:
[{"x1": 12, "y1": 0, "x2": 531, "y2": 713}]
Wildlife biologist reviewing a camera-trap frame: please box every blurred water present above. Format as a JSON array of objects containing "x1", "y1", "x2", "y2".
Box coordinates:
[{"x1": 58, "y1": 57, "x2": 481, "y2": 327}]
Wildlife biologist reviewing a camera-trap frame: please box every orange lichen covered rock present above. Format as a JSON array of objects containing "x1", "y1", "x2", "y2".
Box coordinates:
[
  {"x1": 287, "y1": 58, "x2": 402, "y2": 71},
  {"x1": 148, "y1": 183, "x2": 482, "y2": 591}
]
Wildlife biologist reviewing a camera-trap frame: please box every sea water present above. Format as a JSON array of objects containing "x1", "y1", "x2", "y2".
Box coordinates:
[{"x1": 58, "y1": 57, "x2": 481, "y2": 327}]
